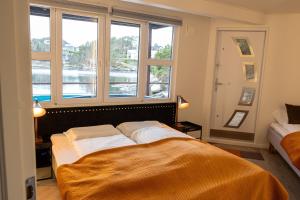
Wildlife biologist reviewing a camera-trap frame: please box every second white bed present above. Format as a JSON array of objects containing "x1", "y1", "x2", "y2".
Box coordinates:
[{"x1": 268, "y1": 122, "x2": 300, "y2": 177}]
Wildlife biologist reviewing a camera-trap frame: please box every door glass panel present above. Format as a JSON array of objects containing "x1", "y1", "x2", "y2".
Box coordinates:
[
  {"x1": 32, "y1": 60, "x2": 51, "y2": 102},
  {"x1": 238, "y1": 87, "x2": 256, "y2": 106},
  {"x1": 234, "y1": 38, "x2": 253, "y2": 56},
  {"x1": 62, "y1": 14, "x2": 98, "y2": 99},
  {"x1": 243, "y1": 63, "x2": 256, "y2": 82}
]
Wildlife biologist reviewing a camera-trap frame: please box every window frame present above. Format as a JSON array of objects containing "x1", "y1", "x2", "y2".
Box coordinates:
[
  {"x1": 104, "y1": 17, "x2": 147, "y2": 103},
  {"x1": 30, "y1": 6, "x2": 55, "y2": 107},
  {"x1": 30, "y1": 4, "x2": 180, "y2": 107},
  {"x1": 143, "y1": 22, "x2": 178, "y2": 102},
  {"x1": 55, "y1": 9, "x2": 105, "y2": 105}
]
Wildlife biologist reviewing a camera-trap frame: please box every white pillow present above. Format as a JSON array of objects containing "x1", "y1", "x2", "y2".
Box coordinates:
[
  {"x1": 272, "y1": 107, "x2": 288, "y2": 125},
  {"x1": 64, "y1": 124, "x2": 121, "y2": 141},
  {"x1": 116, "y1": 121, "x2": 162, "y2": 137},
  {"x1": 131, "y1": 126, "x2": 192, "y2": 144}
]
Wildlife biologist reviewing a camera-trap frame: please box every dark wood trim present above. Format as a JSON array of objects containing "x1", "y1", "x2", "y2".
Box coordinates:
[
  {"x1": 38, "y1": 103, "x2": 176, "y2": 142},
  {"x1": 210, "y1": 129, "x2": 254, "y2": 141}
]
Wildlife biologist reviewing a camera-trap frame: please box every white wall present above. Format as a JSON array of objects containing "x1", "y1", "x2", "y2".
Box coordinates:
[
  {"x1": 255, "y1": 14, "x2": 300, "y2": 145},
  {"x1": 176, "y1": 15, "x2": 211, "y2": 125},
  {"x1": 0, "y1": 0, "x2": 36, "y2": 199}
]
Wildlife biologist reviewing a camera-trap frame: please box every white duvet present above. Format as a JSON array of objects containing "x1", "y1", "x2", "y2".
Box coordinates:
[
  {"x1": 130, "y1": 126, "x2": 192, "y2": 144},
  {"x1": 72, "y1": 134, "x2": 136, "y2": 157}
]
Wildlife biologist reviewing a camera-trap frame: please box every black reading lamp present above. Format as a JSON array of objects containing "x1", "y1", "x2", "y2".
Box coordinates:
[
  {"x1": 33, "y1": 100, "x2": 46, "y2": 144},
  {"x1": 176, "y1": 95, "x2": 189, "y2": 123}
]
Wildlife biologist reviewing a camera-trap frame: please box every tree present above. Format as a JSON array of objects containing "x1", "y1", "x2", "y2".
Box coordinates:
[{"x1": 154, "y1": 44, "x2": 172, "y2": 60}]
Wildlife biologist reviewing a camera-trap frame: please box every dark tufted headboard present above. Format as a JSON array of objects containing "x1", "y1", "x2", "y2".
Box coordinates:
[{"x1": 38, "y1": 103, "x2": 176, "y2": 142}]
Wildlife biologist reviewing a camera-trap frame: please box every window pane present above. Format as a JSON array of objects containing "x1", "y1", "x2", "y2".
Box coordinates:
[
  {"x1": 62, "y1": 14, "x2": 98, "y2": 99},
  {"x1": 146, "y1": 65, "x2": 171, "y2": 98},
  {"x1": 147, "y1": 84, "x2": 170, "y2": 99},
  {"x1": 109, "y1": 21, "x2": 140, "y2": 97},
  {"x1": 149, "y1": 65, "x2": 171, "y2": 83},
  {"x1": 149, "y1": 24, "x2": 173, "y2": 60},
  {"x1": 30, "y1": 7, "x2": 50, "y2": 52},
  {"x1": 32, "y1": 60, "x2": 51, "y2": 102},
  {"x1": 109, "y1": 84, "x2": 137, "y2": 97}
]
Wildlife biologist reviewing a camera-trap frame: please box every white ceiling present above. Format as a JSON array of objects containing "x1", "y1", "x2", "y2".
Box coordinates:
[{"x1": 205, "y1": 0, "x2": 300, "y2": 13}]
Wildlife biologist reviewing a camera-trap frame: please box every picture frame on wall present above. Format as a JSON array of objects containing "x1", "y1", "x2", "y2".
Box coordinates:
[
  {"x1": 238, "y1": 87, "x2": 256, "y2": 106},
  {"x1": 243, "y1": 62, "x2": 257, "y2": 82},
  {"x1": 224, "y1": 110, "x2": 249, "y2": 128}
]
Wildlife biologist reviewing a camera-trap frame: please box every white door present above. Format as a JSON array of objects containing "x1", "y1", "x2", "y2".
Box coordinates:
[{"x1": 210, "y1": 30, "x2": 266, "y2": 140}]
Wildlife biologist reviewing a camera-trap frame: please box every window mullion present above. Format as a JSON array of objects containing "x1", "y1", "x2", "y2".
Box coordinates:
[
  {"x1": 138, "y1": 22, "x2": 148, "y2": 101},
  {"x1": 103, "y1": 14, "x2": 111, "y2": 102},
  {"x1": 55, "y1": 9, "x2": 63, "y2": 105}
]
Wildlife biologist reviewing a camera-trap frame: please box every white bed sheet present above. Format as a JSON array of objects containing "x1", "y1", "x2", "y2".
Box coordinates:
[
  {"x1": 269, "y1": 122, "x2": 289, "y2": 137},
  {"x1": 270, "y1": 122, "x2": 300, "y2": 137},
  {"x1": 130, "y1": 126, "x2": 192, "y2": 144},
  {"x1": 51, "y1": 133, "x2": 137, "y2": 175},
  {"x1": 72, "y1": 134, "x2": 136, "y2": 157},
  {"x1": 51, "y1": 134, "x2": 80, "y2": 177}
]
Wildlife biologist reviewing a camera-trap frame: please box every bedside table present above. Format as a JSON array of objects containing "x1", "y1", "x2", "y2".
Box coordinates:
[
  {"x1": 36, "y1": 142, "x2": 52, "y2": 180},
  {"x1": 173, "y1": 121, "x2": 202, "y2": 140}
]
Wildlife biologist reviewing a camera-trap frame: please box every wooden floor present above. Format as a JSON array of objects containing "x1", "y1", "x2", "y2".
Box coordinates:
[{"x1": 37, "y1": 146, "x2": 300, "y2": 200}]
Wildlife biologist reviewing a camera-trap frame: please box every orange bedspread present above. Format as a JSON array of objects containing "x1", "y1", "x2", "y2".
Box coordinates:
[
  {"x1": 281, "y1": 131, "x2": 300, "y2": 170},
  {"x1": 57, "y1": 138, "x2": 288, "y2": 200}
]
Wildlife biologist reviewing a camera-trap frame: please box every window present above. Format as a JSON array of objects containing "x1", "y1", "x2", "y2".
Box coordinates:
[
  {"x1": 146, "y1": 65, "x2": 171, "y2": 98},
  {"x1": 109, "y1": 21, "x2": 140, "y2": 97},
  {"x1": 30, "y1": 6, "x2": 50, "y2": 52},
  {"x1": 32, "y1": 60, "x2": 51, "y2": 102},
  {"x1": 30, "y1": 6, "x2": 51, "y2": 102},
  {"x1": 29, "y1": 5, "x2": 178, "y2": 105},
  {"x1": 149, "y1": 24, "x2": 173, "y2": 60},
  {"x1": 146, "y1": 23, "x2": 174, "y2": 99},
  {"x1": 61, "y1": 14, "x2": 98, "y2": 99}
]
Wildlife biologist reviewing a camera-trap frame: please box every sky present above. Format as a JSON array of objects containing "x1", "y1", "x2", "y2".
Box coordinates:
[{"x1": 30, "y1": 15, "x2": 173, "y2": 48}]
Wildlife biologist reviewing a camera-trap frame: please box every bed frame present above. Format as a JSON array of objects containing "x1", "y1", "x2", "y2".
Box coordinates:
[{"x1": 38, "y1": 103, "x2": 176, "y2": 142}]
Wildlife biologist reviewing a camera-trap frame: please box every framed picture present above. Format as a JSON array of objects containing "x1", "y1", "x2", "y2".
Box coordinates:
[
  {"x1": 238, "y1": 87, "x2": 256, "y2": 106},
  {"x1": 243, "y1": 62, "x2": 257, "y2": 82},
  {"x1": 224, "y1": 110, "x2": 249, "y2": 128}
]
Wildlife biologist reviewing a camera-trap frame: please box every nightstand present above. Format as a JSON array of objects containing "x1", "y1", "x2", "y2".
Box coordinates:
[
  {"x1": 36, "y1": 142, "x2": 52, "y2": 180},
  {"x1": 173, "y1": 121, "x2": 202, "y2": 140}
]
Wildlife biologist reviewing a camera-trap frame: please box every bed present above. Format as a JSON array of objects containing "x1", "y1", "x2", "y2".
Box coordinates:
[
  {"x1": 268, "y1": 106, "x2": 300, "y2": 177},
  {"x1": 39, "y1": 103, "x2": 287, "y2": 200}
]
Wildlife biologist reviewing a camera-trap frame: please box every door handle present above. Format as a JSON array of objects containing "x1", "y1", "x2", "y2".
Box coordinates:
[{"x1": 214, "y1": 79, "x2": 225, "y2": 91}]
